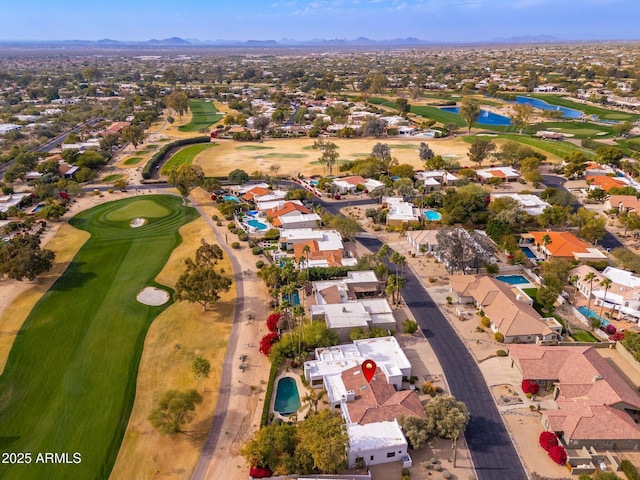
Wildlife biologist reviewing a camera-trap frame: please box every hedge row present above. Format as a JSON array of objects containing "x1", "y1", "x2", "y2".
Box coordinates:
[
  {"x1": 621, "y1": 459, "x2": 639, "y2": 480},
  {"x1": 260, "y1": 361, "x2": 280, "y2": 427},
  {"x1": 141, "y1": 136, "x2": 211, "y2": 179},
  {"x1": 581, "y1": 138, "x2": 605, "y2": 151}
]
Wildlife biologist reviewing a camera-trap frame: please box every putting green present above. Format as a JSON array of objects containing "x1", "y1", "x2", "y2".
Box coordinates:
[{"x1": 0, "y1": 195, "x2": 199, "y2": 480}]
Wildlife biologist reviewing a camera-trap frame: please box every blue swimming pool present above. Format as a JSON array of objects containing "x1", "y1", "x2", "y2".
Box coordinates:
[
  {"x1": 274, "y1": 377, "x2": 300, "y2": 415},
  {"x1": 440, "y1": 107, "x2": 512, "y2": 126},
  {"x1": 496, "y1": 275, "x2": 530, "y2": 285},
  {"x1": 247, "y1": 219, "x2": 268, "y2": 231},
  {"x1": 515, "y1": 96, "x2": 583, "y2": 119},
  {"x1": 32, "y1": 203, "x2": 46, "y2": 213},
  {"x1": 520, "y1": 246, "x2": 537, "y2": 259},
  {"x1": 577, "y1": 306, "x2": 610, "y2": 326},
  {"x1": 282, "y1": 290, "x2": 301, "y2": 306},
  {"x1": 224, "y1": 195, "x2": 240, "y2": 203},
  {"x1": 424, "y1": 210, "x2": 442, "y2": 221},
  {"x1": 247, "y1": 210, "x2": 259, "y2": 216}
]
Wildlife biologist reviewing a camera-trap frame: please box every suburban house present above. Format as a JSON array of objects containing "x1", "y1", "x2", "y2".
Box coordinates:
[
  {"x1": 476, "y1": 166, "x2": 520, "y2": 183},
  {"x1": 407, "y1": 229, "x2": 439, "y2": 255},
  {"x1": 382, "y1": 197, "x2": 421, "y2": 228},
  {"x1": 0, "y1": 193, "x2": 30, "y2": 214},
  {"x1": 521, "y1": 231, "x2": 607, "y2": 262},
  {"x1": 273, "y1": 212, "x2": 321, "y2": 229},
  {"x1": 491, "y1": 193, "x2": 551, "y2": 216},
  {"x1": 101, "y1": 121, "x2": 130, "y2": 137},
  {"x1": 450, "y1": 275, "x2": 562, "y2": 343},
  {"x1": 604, "y1": 195, "x2": 640, "y2": 214},
  {"x1": 415, "y1": 170, "x2": 459, "y2": 189},
  {"x1": 241, "y1": 186, "x2": 273, "y2": 202},
  {"x1": 586, "y1": 176, "x2": 629, "y2": 193},
  {"x1": 573, "y1": 264, "x2": 640, "y2": 321},
  {"x1": 509, "y1": 344, "x2": 640, "y2": 450},
  {"x1": 311, "y1": 271, "x2": 394, "y2": 341},
  {"x1": 293, "y1": 240, "x2": 358, "y2": 269},
  {"x1": 278, "y1": 228, "x2": 344, "y2": 252},
  {"x1": 332, "y1": 175, "x2": 385, "y2": 194},
  {"x1": 303, "y1": 337, "x2": 419, "y2": 469}
]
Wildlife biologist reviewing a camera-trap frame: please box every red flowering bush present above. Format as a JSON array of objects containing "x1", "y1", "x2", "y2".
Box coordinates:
[
  {"x1": 605, "y1": 324, "x2": 617, "y2": 335},
  {"x1": 259, "y1": 332, "x2": 279, "y2": 356},
  {"x1": 610, "y1": 332, "x2": 625, "y2": 341},
  {"x1": 539, "y1": 431, "x2": 558, "y2": 451},
  {"x1": 548, "y1": 445, "x2": 567, "y2": 465},
  {"x1": 249, "y1": 466, "x2": 272, "y2": 478},
  {"x1": 521, "y1": 379, "x2": 540, "y2": 395},
  {"x1": 266, "y1": 313, "x2": 282, "y2": 333}
]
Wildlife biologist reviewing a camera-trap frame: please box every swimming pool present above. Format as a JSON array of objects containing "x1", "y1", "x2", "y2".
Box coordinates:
[
  {"x1": 440, "y1": 107, "x2": 512, "y2": 126},
  {"x1": 495, "y1": 275, "x2": 530, "y2": 285},
  {"x1": 424, "y1": 210, "x2": 442, "y2": 221},
  {"x1": 31, "y1": 203, "x2": 46, "y2": 213},
  {"x1": 515, "y1": 96, "x2": 583, "y2": 119},
  {"x1": 577, "y1": 306, "x2": 610, "y2": 326},
  {"x1": 282, "y1": 290, "x2": 301, "y2": 306},
  {"x1": 223, "y1": 195, "x2": 240, "y2": 203},
  {"x1": 520, "y1": 246, "x2": 537, "y2": 259},
  {"x1": 247, "y1": 210, "x2": 259, "y2": 216},
  {"x1": 274, "y1": 377, "x2": 300, "y2": 415},
  {"x1": 247, "y1": 219, "x2": 268, "y2": 231}
]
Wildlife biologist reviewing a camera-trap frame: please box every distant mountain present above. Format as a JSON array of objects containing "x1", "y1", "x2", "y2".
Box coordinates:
[
  {"x1": 490, "y1": 35, "x2": 562, "y2": 43},
  {"x1": 144, "y1": 37, "x2": 191, "y2": 45}
]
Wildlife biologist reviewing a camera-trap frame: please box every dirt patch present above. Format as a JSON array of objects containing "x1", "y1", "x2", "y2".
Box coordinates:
[{"x1": 136, "y1": 287, "x2": 170, "y2": 306}]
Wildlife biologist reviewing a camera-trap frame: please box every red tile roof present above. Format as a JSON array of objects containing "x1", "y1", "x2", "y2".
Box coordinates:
[
  {"x1": 529, "y1": 231, "x2": 594, "y2": 258},
  {"x1": 587, "y1": 176, "x2": 627, "y2": 192}
]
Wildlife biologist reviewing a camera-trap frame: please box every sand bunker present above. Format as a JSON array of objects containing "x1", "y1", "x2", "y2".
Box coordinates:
[
  {"x1": 136, "y1": 287, "x2": 170, "y2": 306},
  {"x1": 130, "y1": 218, "x2": 147, "y2": 228}
]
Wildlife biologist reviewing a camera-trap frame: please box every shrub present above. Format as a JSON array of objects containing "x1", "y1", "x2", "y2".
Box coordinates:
[
  {"x1": 621, "y1": 459, "x2": 639, "y2": 480},
  {"x1": 227, "y1": 222, "x2": 236, "y2": 230},
  {"x1": 266, "y1": 313, "x2": 282, "y2": 333},
  {"x1": 496, "y1": 349, "x2": 508, "y2": 357},
  {"x1": 231, "y1": 242, "x2": 240, "y2": 249},
  {"x1": 442, "y1": 471, "x2": 452, "y2": 479},
  {"x1": 481, "y1": 316, "x2": 491, "y2": 328},
  {"x1": 238, "y1": 233, "x2": 249, "y2": 241},
  {"x1": 259, "y1": 332, "x2": 279, "y2": 356},
  {"x1": 522, "y1": 379, "x2": 540, "y2": 395},
  {"x1": 494, "y1": 331, "x2": 505, "y2": 343},
  {"x1": 256, "y1": 260, "x2": 265, "y2": 269},
  {"x1": 401, "y1": 467, "x2": 410, "y2": 476},
  {"x1": 252, "y1": 246, "x2": 262, "y2": 255},
  {"x1": 548, "y1": 445, "x2": 567, "y2": 465},
  {"x1": 476, "y1": 326, "x2": 485, "y2": 333},
  {"x1": 539, "y1": 431, "x2": 558, "y2": 451},
  {"x1": 422, "y1": 381, "x2": 437, "y2": 395},
  {"x1": 403, "y1": 319, "x2": 419, "y2": 334},
  {"x1": 249, "y1": 466, "x2": 273, "y2": 478}
]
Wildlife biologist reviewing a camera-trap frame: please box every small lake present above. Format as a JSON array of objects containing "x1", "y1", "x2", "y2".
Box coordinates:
[
  {"x1": 515, "y1": 96, "x2": 583, "y2": 119},
  {"x1": 440, "y1": 107, "x2": 512, "y2": 126}
]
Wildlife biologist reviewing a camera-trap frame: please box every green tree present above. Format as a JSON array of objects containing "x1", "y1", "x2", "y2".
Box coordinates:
[
  {"x1": 329, "y1": 214, "x2": 362, "y2": 240},
  {"x1": 459, "y1": 97, "x2": 481, "y2": 132},
  {"x1": 122, "y1": 124, "x2": 145, "y2": 149},
  {"x1": 595, "y1": 145, "x2": 624, "y2": 167},
  {"x1": 148, "y1": 389, "x2": 203, "y2": 434},
  {"x1": 509, "y1": 103, "x2": 534, "y2": 134},
  {"x1": 312, "y1": 139, "x2": 340, "y2": 176},
  {"x1": 75, "y1": 150, "x2": 107, "y2": 169},
  {"x1": 399, "y1": 415, "x2": 430, "y2": 449},
  {"x1": 395, "y1": 97, "x2": 410, "y2": 115},
  {"x1": 0, "y1": 234, "x2": 55, "y2": 281},
  {"x1": 174, "y1": 258, "x2": 232, "y2": 311},
  {"x1": 168, "y1": 164, "x2": 204, "y2": 198},
  {"x1": 166, "y1": 90, "x2": 190, "y2": 119},
  {"x1": 468, "y1": 138, "x2": 496, "y2": 167},
  {"x1": 598, "y1": 277, "x2": 613, "y2": 320},
  {"x1": 241, "y1": 422, "x2": 297, "y2": 473},
  {"x1": 563, "y1": 151, "x2": 588, "y2": 179},
  {"x1": 570, "y1": 207, "x2": 607, "y2": 243},
  {"x1": 192, "y1": 356, "x2": 211, "y2": 393},
  {"x1": 584, "y1": 271, "x2": 597, "y2": 319},
  {"x1": 297, "y1": 410, "x2": 348, "y2": 474},
  {"x1": 228, "y1": 168, "x2": 250, "y2": 185},
  {"x1": 424, "y1": 395, "x2": 469, "y2": 440}
]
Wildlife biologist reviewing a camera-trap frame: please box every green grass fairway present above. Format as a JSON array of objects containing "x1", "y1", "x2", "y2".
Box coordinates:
[
  {"x1": 178, "y1": 99, "x2": 224, "y2": 132},
  {"x1": 464, "y1": 134, "x2": 595, "y2": 160},
  {"x1": 410, "y1": 104, "x2": 467, "y2": 127},
  {"x1": 123, "y1": 157, "x2": 143, "y2": 165},
  {"x1": 389, "y1": 144, "x2": 419, "y2": 150},
  {"x1": 102, "y1": 174, "x2": 124, "y2": 183},
  {"x1": 235, "y1": 145, "x2": 275, "y2": 151},
  {"x1": 161, "y1": 143, "x2": 218, "y2": 174},
  {"x1": 261, "y1": 153, "x2": 308, "y2": 159},
  {"x1": 0, "y1": 195, "x2": 199, "y2": 480}
]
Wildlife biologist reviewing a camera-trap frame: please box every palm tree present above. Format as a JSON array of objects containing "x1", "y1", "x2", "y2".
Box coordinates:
[
  {"x1": 302, "y1": 389, "x2": 326, "y2": 413},
  {"x1": 540, "y1": 234, "x2": 552, "y2": 257},
  {"x1": 569, "y1": 274, "x2": 579, "y2": 305},
  {"x1": 598, "y1": 278, "x2": 613, "y2": 321},
  {"x1": 584, "y1": 272, "x2": 596, "y2": 317},
  {"x1": 301, "y1": 244, "x2": 311, "y2": 269}
]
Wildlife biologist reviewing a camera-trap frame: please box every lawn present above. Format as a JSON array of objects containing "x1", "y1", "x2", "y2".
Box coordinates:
[
  {"x1": 410, "y1": 104, "x2": 469, "y2": 127},
  {"x1": 0, "y1": 195, "x2": 199, "y2": 480},
  {"x1": 235, "y1": 145, "x2": 275, "y2": 151},
  {"x1": 571, "y1": 329, "x2": 600, "y2": 342},
  {"x1": 102, "y1": 174, "x2": 124, "y2": 183},
  {"x1": 464, "y1": 134, "x2": 596, "y2": 161},
  {"x1": 178, "y1": 99, "x2": 224, "y2": 132},
  {"x1": 522, "y1": 287, "x2": 566, "y2": 330},
  {"x1": 123, "y1": 156, "x2": 143, "y2": 166},
  {"x1": 161, "y1": 143, "x2": 218, "y2": 174}
]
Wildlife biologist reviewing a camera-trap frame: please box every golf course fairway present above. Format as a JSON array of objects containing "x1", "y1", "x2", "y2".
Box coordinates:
[{"x1": 0, "y1": 195, "x2": 199, "y2": 480}]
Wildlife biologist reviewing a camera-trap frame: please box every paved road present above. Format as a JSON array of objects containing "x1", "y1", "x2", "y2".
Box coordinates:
[{"x1": 357, "y1": 234, "x2": 528, "y2": 480}]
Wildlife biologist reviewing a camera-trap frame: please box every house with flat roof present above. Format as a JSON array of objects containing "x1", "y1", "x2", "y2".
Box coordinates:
[
  {"x1": 522, "y1": 231, "x2": 607, "y2": 262},
  {"x1": 509, "y1": 344, "x2": 640, "y2": 450},
  {"x1": 477, "y1": 166, "x2": 520, "y2": 183},
  {"x1": 415, "y1": 170, "x2": 458, "y2": 188},
  {"x1": 279, "y1": 229, "x2": 344, "y2": 252},
  {"x1": 450, "y1": 275, "x2": 562, "y2": 343},
  {"x1": 274, "y1": 212, "x2": 321, "y2": 229},
  {"x1": 491, "y1": 193, "x2": 551, "y2": 216},
  {"x1": 382, "y1": 197, "x2": 421, "y2": 228}
]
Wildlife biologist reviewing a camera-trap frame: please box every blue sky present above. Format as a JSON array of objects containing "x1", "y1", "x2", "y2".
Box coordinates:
[{"x1": 3, "y1": 0, "x2": 639, "y2": 42}]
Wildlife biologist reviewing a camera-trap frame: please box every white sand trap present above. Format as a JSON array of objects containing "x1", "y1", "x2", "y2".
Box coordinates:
[
  {"x1": 137, "y1": 287, "x2": 170, "y2": 306},
  {"x1": 130, "y1": 217, "x2": 147, "y2": 228}
]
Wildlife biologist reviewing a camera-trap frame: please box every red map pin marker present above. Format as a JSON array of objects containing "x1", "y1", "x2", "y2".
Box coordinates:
[{"x1": 362, "y1": 359, "x2": 377, "y2": 383}]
